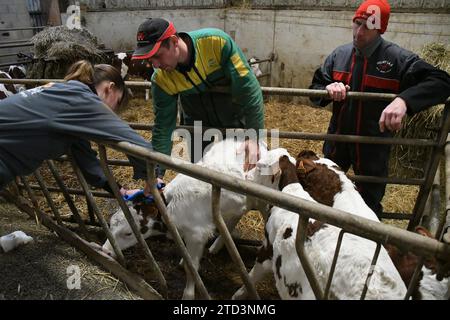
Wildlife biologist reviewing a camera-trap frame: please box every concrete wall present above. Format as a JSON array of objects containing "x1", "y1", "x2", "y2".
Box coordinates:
[
  {"x1": 0, "y1": 0, "x2": 34, "y2": 65},
  {"x1": 79, "y1": 7, "x2": 449, "y2": 97}
]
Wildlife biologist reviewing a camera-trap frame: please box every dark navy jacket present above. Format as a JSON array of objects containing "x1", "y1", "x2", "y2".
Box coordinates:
[
  {"x1": 0, "y1": 80, "x2": 153, "y2": 189},
  {"x1": 310, "y1": 37, "x2": 450, "y2": 138}
]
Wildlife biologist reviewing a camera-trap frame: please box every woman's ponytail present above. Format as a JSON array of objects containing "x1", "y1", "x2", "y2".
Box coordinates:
[{"x1": 64, "y1": 60, "x2": 95, "y2": 85}]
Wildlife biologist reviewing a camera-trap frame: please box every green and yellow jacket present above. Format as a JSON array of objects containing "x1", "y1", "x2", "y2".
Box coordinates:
[{"x1": 151, "y1": 28, "x2": 264, "y2": 156}]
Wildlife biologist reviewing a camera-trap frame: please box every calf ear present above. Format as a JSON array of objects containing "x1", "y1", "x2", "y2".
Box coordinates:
[
  {"x1": 278, "y1": 155, "x2": 291, "y2": 170},
  {"x1": 303, "y1": 159, "x2": 316, "y2": 173},
  {"x1": 296, "y1": 160, "x2": 307, "y2": 178},
  {"x1": 297, "y1": 159, "x2": 316, "y2": 177}
]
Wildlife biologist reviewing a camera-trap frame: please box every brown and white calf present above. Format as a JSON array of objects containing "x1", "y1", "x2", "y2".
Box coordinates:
[
  {"x1": 296, "y1": 150, "x2": 449, "y2": 299},
  {"x1": 385, "y1": 226, "x2": 449, "y2": 300},
  {"x1": 233, "y1": 153, "x2": 407, "y2": 300}
]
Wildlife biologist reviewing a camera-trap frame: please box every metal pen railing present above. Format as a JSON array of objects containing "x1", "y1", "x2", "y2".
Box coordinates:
[{"x1": 1, "y1": 77, "x2": 449, "y2": 300}]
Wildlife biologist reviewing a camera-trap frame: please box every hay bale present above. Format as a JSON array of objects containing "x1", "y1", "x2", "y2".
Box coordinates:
[
  {"x1": 27, "y1": 26, "x2": 109, "y2": 79},
  {"x1": 389, "y1": 43, "x2": 449, "y2": 179}
]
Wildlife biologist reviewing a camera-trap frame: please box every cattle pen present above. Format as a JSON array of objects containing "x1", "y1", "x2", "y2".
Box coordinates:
[{"x1": 0, "y1": 77, "x2": 449, "y2": 300}]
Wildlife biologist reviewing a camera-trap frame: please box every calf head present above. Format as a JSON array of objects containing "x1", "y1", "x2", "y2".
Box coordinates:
[
  {"x1": 8, "y1": 65, "x2": 27, "y2": 92},
  {"x1": 102, "y1": 197, "x2": 167, "y2": 258},
  {"x1": 295, "y1": 150, "x2": 343, "y2": 207},
  {"x1": 0, "y1": 71, "x2": 17, "y2": 96},
  {"x1": 246, "y1": 148, "x2": 295, "y2": 215},
  {"x1": 385, "y1": 226, "x2": 441, "y2": 287},
  {"x1": 247, "y1": 148, "x2": 296, "y2": 189},
  {"x1": 278, "y1": 155, "x2": 300, "y2": 190},
  {"x1": 128, "y1": 59, "x2": 154, "y2": 81},
  {"x1": 8, "y1": 65, "x2": 26, "y2": 79}
]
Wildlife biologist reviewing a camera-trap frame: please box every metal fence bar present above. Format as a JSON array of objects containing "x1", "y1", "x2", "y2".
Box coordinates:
[
  {"x1": 404, "y1": 257, "x2": 425, "y2": 300},
  {"x1": 0, "y1": 52, "x2": 32, "y2": 58},
  {"x1": 145, "y1": 162, "x2": 211, "y2": 300},
  {"x1": 57, "y1": 156, "x2": 426, "y2": 186},
  {"x1": 409, "y1": 102, "x2": 450, "y2": 230},
  {"x1": 97, "y1": 145, "x2": 168, "y2": 298},
  {"x1": 295, "y1": 215, "x2": 324, "y2": 299},
  {"x1": 45, "y1": 160, "x2": 92, "y2": 240},
  {"x1": 0, "y1": 61, "x2": 33, "y2": 68},
  {"x1": 0, "y1": 39, "x2": 32, "y2": 45},
  {"x1": 68, "y1": 153, "x2": 127, "y2": 267},
  {"x1": 126, "y1": 123, "x2": 437, "y2": 148},
  {"x1": 211, "y1": 186, "x2": 260, "y2": 300},
  {"x1": 19, "y1": 176, "x2": 41, "y2": 227},
  {"x1": 33, "y1": 168, "x2": 63, "y2": 225},
  {"x1": 0, "y1": 188, "x2": 163, "y2": 300},
  {"x1": 0, "y1": 43, "x2": 33, "y2": 49},
  {"x1": 323, "y1": 229, "x2": 346, "y2": 300},
  {"x1": 437, "y1": 134, "x2": 450, "y2": 240},
  {"x1": 378, "y1": 212, "x2": 412, "y2": 220},
  {"x1": 2, "y1": 78, "x2": 449, "y2": 104},
  {"x1": 0, "y1": 26, "x2": 46, "y2": 32},
  {"x1": 360, "y1": 243, "x2": 382, "y2": 300},
  {"x1": 106, "y1": 140, "x2": 450, "y2": 261},
  {"x1": 422, "y1": 166, "x2": 441, "y2": 236},
  {"x1": 20, "y1": 183, "x2": 112, "y2": 198}
]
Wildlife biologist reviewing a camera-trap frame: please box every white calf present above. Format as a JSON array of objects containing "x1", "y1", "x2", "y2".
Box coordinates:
[{"x1": 103, "y1": 139, "x2": 293, "y2": 299}]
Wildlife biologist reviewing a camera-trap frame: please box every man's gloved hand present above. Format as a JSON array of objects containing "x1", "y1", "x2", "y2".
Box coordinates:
[
  {"x1": 122, "y1": 189, "x2": 153, "y2": 204},
  {"x1": 123, "y1": 183, "x2": 166, "y2": 204}
]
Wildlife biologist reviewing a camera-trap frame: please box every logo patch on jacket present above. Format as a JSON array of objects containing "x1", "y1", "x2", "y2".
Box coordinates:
[{"x1": 376, "y1": 60, "x2": 393, "y2": 73}]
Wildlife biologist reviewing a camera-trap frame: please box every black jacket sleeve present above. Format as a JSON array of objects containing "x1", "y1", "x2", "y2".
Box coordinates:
[
  {"x1": 397, "y1": 53, "x2": 450, "y2": 115},
  {"x1": 309, "y1": 51, "x2": 335, "y2": 107}
]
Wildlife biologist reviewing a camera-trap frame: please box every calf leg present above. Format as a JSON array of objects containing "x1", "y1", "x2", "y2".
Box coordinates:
[
  {"x1": 182, "y1": 236, "x2": 206, "y2": 300},
  {"x1": 232, "y1": 243, "x2": 273, "y2": 299},
  {"x1": 208, "y1": 212, "x2": 244, "y2": 255}
]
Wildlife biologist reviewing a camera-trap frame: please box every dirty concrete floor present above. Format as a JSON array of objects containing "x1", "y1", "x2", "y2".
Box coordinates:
[
  {"x1": 0, "y1": 198, "x2": 140, "y2": 300},
  {"x1": 0, "y1": 197, "x2": 279, "y2": 300}
]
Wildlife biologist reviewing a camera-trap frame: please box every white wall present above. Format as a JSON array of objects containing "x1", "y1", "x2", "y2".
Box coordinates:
[{"x1": 80, "y1": 8, "x2": 450, "y2": 97}]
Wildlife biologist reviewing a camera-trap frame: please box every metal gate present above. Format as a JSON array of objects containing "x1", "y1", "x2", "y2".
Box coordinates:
[{"x1": 1, "y1": 77, "x2": 449, "y2": 300}]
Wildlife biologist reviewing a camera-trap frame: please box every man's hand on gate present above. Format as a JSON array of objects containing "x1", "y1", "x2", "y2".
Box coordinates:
[
  {"x1": 143, "y1": 178, "x2": 165, "y2": 197},
  {"x1": 379, "y1": 97, "x2": 407, "y2": 133},
  {"x1": 326, "y1": 82, "x2": 350, "y2": 102}
]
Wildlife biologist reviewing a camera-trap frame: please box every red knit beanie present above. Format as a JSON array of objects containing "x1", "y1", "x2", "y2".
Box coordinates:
[{"x1": 353, "y1": 0, "x2": 391, "y2": 34}]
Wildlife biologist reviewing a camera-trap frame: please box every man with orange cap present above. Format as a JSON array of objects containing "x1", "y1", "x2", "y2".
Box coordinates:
[{"x1": 309, "y1": 0, "x2": 450, "y2": 215}]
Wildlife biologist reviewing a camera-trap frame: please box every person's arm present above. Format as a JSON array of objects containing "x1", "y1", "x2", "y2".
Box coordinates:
[
  {"x1": 220, "y1": 33, "x2": 264, "y2": 133},
  {"x1": 379, "y1": 52, "x2": 450, "y2": 132},
  {"x1": 151, "y1": 81, "x2": 178, "y2": 177},
  {"x1": 49, "y1": 89, "x2": 154, "y2": 181},
  {"x1": 397, "y1": 53, "x2": 450, "y2": 115},
  {"x1": 70, "y1": 139, "x2": 123, "y2": 193},
  {"x1": 309, "y1": 51, "x2": 337, "y2": 107}
]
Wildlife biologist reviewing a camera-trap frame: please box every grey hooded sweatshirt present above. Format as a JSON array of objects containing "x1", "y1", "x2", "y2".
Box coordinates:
[{"x1": 0, "y1": 80, "x2": 153, "y2": 190}]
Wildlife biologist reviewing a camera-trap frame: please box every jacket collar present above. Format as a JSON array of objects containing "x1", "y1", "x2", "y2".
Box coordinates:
[{"x1": 355, "y1": 34, "x2": 382, "y2": 58}]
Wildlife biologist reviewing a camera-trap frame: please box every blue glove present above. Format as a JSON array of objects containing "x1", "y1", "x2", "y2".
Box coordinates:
[
  {"x1": 123, "y1": 190, "x2": 154, "y2": 204},
  {"x1": 156, "y1": 182, "x2": 166, "y2": 190},
  {"x1": 122, "y1": 183, "x2": 165, "y2": 204}
]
